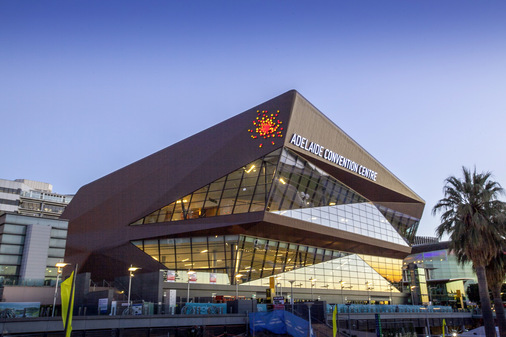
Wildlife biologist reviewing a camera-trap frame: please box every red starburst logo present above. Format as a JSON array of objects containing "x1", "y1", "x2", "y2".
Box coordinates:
[{"x1": 248, "y1": 110, "x2": 283, "y2": 148}]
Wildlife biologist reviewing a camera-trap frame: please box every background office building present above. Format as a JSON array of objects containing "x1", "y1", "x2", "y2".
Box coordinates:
[
  {"x1": 0, "y1": 212, "x2": 69, "y2": 286},
  {"x1": 0, "y1": 179, "x2": 72, "y2": 289},
  {"x1": 0, "y1": 178, "x2": 73, "y2": 218},
  {"x1": 63, "y1": 90, "x2": 425, "y2": 304},
  {"x1": 403, "y1": 238, "x2": 477, "y2": 307}
]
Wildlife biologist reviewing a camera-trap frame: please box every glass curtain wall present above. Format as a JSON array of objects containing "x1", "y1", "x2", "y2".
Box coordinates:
[
  {"x1": 132, "y1": 234, "x2": 402, "y2": 293},
  {"x1": 268, "y1": 149, "x2": 412, "y2": 246},
  {"x1": 130, "y1": 149, "x2": 281, "y2": 225},
  {"x1": 131, "y1": 147, "x2": 419, "y2": 247}
]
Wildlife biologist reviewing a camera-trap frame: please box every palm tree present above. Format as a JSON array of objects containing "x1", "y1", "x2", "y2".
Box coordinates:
[
  {"x1": 432, "y1": 167, "x2": 505, "y2": 337},
  {"x1": 486, "y1": 251, "x2": 506, "y2": 337}
]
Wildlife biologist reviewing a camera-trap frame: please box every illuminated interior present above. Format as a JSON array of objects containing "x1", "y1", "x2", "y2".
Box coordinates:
[{"x1": 132, "y1": 234, "x2": 402, "y2": 293}]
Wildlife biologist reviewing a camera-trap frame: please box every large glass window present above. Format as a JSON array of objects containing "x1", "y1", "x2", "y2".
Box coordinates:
[
  {"x1": 130, "y1": 149, "x2": 281, "y2": 226},
  {"x1": 269, "y1": 149, "x2": 410, "y2": 246},
  {"x1": 132, "y1": 234, "x2": 401, "y2": 294},
  {"x1": 2, "y1": 224, "x2": 26, "y2": 235},
  {"x1": 267, "y1": 149, "x2": 367, "y2": 212}
]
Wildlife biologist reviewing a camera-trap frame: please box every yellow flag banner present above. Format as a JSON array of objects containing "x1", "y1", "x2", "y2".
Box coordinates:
[
  {"x1": 442, "y1": 318, "x2": 446, "y2": 337},
  {"x1": 61, "y1": 271, "x2": 75, "y2": 337},
  {"x1": 332, "y1": 305, "x2": 337, "y2": 337}
]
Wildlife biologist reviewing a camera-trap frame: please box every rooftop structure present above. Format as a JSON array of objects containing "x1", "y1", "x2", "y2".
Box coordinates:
[{"x1": 0, "y1": 178, "x2": 73, "y2": 219}]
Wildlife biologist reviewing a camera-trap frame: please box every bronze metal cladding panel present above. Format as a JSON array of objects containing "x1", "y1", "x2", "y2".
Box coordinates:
[
  {"x1": 63, "y1": 90, "x2": 424, "y2": 278},
  {"x1": 62, "y1": 90, "x2": 297, "y2": 275},
  {"x1": 284, "y1": 92, "x2": 425, "y2": 216}
]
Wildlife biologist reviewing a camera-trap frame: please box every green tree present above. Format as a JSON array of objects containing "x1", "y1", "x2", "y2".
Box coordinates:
[{"x1": 432, "y1": 167, "x2": 505, "y2": 337}]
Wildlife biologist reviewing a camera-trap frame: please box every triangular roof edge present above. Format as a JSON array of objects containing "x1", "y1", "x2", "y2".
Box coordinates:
[{"x1": 285, "y1": 91, "x2": 425, "y2": 205}]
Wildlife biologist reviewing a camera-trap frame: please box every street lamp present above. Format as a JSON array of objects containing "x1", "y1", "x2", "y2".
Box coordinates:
[
  {"x1": 52, "y1": 261, "x2": 69, "y2": 317},
  {"x1": 305, "y1": 302, "x2": 314, "y2": 337},
  {"x1": 235, "y1": 274, "x2": 243, "y2": 298},
  {"x1": 275, "y1": 276, "x2": 282, "y2": 296},
  {"x1": 365, "y1": 281, "x2": 374, "y2": 304},
  {"x1": 340, "y1": 280, "x2": 346, "y2": 304},
  {"x1": 127, "y1": 265, "x2": 141, "y2": 313},
  {"x1": 288, "y1": 280, "x2": 295, "y2": 313},
  {"x1": 346, "y1": 302, "x2": 352, "y2": 336},
  {"x1": 309, "y1": 277, "x2": 316, "y2": 300},
  {"x1": 387, "y1": 285, "x2": 394, "y2": 304},
  {"x1": 187, "y1": 270, "x2": 196, "y2": 302}
]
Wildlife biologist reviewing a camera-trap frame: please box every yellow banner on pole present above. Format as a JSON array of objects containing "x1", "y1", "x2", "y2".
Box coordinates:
[
  {"x1": 333, "y1": 305, "x2": 337, "y2": 337},
  {"x1": 61, "y1": 271, "x2": 75, "y2": 337},
  {"x1": 442, "y1": 318, "x2": 446, "y2": 337}
]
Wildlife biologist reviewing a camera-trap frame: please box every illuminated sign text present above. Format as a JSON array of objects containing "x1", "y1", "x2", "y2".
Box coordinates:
[{"x1": 289, "y1": 133, "x2": 378, "y2": 181}]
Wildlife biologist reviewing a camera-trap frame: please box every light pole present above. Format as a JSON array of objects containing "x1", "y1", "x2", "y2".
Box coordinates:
[
  {"x1": 365, "y1": 281, "x2": 373, "y2": 304},
  {"x1": 346, "y1": 302, "x2": 351, "y2": 336},
  {"x1": 187, "y1": 270, "x2": 196, "y2": 302},
  {"x1": 52, "y1": 261, "x2": 69, "y2": 317},
  {"x1": 309, "y1": 278, "x2": 316, "y2": 300},
  {"x1": 305, "y1": 302, "x2": 314, "y2": 337},
  {"x1": 127, "y1": 265, "x2": 141, "y2": 313},
  {"x1": 289, "y1": 280, "x2": 295, "y2": 313},
  {"x1": 235, "y1": 274, "x2": 243, "y2": 299},
  {"x1": 275, "y1": 276, "x2": 282, "y2": 296},
  {"x1": 387, "y1": 285, "x2": 394, "y2": 304},
  {"x1": 340, "y1": 280, "x2": 345, "y2": 304}
]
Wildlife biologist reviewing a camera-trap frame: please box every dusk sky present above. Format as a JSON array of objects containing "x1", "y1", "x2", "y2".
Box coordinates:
[{"x1": 2, "y1": 1, "x2": 506, "y2": 237}]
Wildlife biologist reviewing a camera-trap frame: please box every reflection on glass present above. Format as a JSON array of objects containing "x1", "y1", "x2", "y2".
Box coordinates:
[
  {"x1": 132, "y1": 234, "x2": 401, "y2": 292},
  {"x1": 130, "y1": 150, "x2": 281, "y2": 226}
]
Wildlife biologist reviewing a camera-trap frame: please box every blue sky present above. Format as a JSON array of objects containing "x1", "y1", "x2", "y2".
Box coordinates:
[{"x1": 1, "y1": 1, "x2": 506, "y2": 237}]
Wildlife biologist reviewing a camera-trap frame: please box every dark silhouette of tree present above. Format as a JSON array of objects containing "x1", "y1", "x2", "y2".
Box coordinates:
[
  {"x1": 486, "y1": 250, "x2": 506, "y2": 337},
  {"x1": 433, "y1": 167, "x2": 505, "y2": 337}
]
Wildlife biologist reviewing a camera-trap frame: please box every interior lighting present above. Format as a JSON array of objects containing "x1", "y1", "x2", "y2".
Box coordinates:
[
  {"x1": 329, "y1": 202, "x2": 336, "y2": 206},
  {"x1": 279, "y1": 178, "x2": 286, "y2": 185},
  {"x1": 245, "y1": 165, "x2": 256, "y2": 173},
  {"x1": 200, "y1": 250, "x2": 208, "y2": 253}
]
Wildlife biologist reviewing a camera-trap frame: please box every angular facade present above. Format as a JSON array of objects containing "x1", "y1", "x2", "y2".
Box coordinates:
[{"x1": 63, "y1": 90, "x2": 424, "y2": 297}]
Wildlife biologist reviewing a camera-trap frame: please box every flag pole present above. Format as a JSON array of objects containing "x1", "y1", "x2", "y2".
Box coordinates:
[{"x1": 63, "y1": 264, "x2": 78, "y2": 337}]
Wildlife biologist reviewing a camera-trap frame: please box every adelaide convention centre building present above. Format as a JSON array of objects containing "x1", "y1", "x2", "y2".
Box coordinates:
[{"x1": 62, "y1": 90, "x2": 425, "y2": 305}]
